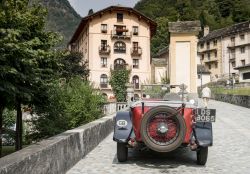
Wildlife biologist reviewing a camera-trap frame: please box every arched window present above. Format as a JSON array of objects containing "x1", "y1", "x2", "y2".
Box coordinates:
[
  {"x1": 114, "y1": 58, "x2": 126, "y2": 70},
  {"x1": 114, "y1": 41, "x2": 126, "y2": 53},
  {"x1": 100, "y1": 74, "x2": 108, "y2": 88},
  {"x1": 132, "y1": 75, "x2": 139, "y2": 89}
]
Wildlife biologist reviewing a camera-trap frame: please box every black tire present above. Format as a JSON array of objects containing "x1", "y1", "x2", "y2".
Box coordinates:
[
  {"x1": 117, "y1": 143, "x2": 128, "y2": 162},
  {"x1": 197, "y1": 146, "x2": 208, "y2": 165},
  {"x1": 140, "y1": 106, "x2": 186, "y2": 152}
]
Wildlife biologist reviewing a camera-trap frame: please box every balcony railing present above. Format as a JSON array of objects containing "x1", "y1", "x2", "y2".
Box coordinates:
[
  {"x1": 111, "y1": 30, "x2": 131, "y2": 40},
  {"x1": 99, "y1": 45, "x2": 110, "y2": 55},
  {"x1": 100, "y1": 83, "x2": 108, "y2": 88},
  {"x1": 131, "y1": 47, "x2": 142, "y2": 56}
]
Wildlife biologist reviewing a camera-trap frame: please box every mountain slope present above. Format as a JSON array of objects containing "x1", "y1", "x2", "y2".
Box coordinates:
[
  {"x1": 32, "y1": 0, "x2": 81, "y2": 48},
  {"x1": 134, "y1": 0, "x2": 250, "y2": 56}
]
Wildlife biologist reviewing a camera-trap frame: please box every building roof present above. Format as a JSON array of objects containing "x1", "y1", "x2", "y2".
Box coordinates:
[
  {"x1": 69, "y1": 6, "x2": 157, "y2": 44},
  {"x1": 234, "y1": 63, "x2": 250, "y2": 70},
  {"x1": 197, "y1": 65, "x2": 211, "y2": 74},
  {"x1": 168, "y1": 21, "x2": 201, "y2": 33},
  {"x1": 199, "y1": 21, "x2": 250, "y2": 43}
]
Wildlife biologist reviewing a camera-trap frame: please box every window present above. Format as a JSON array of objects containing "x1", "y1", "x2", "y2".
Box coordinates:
[
  {"x1": 114, "y1": 41, "x2": 126, "y2": 53},
  {"x1": 133, "y1": 42, "x2": 139, "y2": 51},
  {"x1": 207, "y1": 52, "x2": 210, "y2": 60},
  {"x1": 208, "y1": 64, "x2": 211, "y2": 69},
  {"x1": 213, "y1": 40, "x2": 217, "y2": 46},
  {"x1": 100, "y1": 74, "x2": 108, "y2": 88},
  {"x1": 200, "y1": 43, "x2": 204, "y2": 49},
  {"x1": 114, "y1": 25, "x2": 127, "y2": 36},
  {"x1": 215, "y1": 51, "x2": 217, "y2": 58},
  {"x1": 133, "y1": 59, "x2": 139, "y2": 69},
  {"x1": 231, "y1": 37, "x2": 235, "y2": 42},
  {"x1": 240, "y1": 34, "x2": 245, "y2": 40},
  {"x1": 101, "y1": 40, "x2": 107, "y2": 50},
  {"x1": 117, "y1": 13, "x2": 123, "y2": 22},
  {"x1": 132, "y1": 26, "x2": 139, "y2": 35},
  {"x1": 241, "y1": 47, "x2": 245, "y2": 53},
  {"x1": 206, "y1": 42, "x2": 210, "y2": 49},
  {"x1": 132, "y1": 75, "x2": 139, "y2": 89},
  {"x1": 201, "y1": 54, "x2": 204, "y2": 60},
  {"x1": 241, "y1": 60, "x2": 245, "y2": 66},
  {"x1": 101, "y1": 24, "x2": 107, "y2": 33},
  {"x1": 231, "y1": 61, "x2": 236, "y2": 68},
  {"x1": 114, "y1": 58, "x2": 126, "y2": 70},
  {"x1": 243, "y1": 72, "x2": 250, "y2": 80},
  {"x1": 101, "y1": 57, "x2": 107, "y2": 67},
  {"x1": 198, "y1": 74, "x2": 201, "y2": 79}
]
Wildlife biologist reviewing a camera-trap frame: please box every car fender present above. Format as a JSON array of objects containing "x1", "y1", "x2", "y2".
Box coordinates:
[
  {"x1": 113, "y1": 111, "x2": 132, "y2": 143},
  {"x1": 194, "y1": 122, "x2": 213, "y2": 147}
]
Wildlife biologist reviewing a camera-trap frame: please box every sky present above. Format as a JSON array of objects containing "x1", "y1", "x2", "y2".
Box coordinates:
[{"x1": 68, "y1": 0, "x2": 140, "y2": 17}]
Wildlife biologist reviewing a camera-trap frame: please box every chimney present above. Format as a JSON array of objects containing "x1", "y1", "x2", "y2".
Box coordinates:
[
  {"x1": 204, "y1": 26, "x2": 209, "y2": 37},
  {"x1": 88, "y1": 9, "x2": 94, "y2": 15}
]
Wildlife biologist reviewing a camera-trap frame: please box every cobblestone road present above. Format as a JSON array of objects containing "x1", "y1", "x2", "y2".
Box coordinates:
[{"x1": 67, "y1": 100, "x2": 250, "y2": 174}]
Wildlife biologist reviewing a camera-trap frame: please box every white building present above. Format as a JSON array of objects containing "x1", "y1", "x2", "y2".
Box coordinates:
[
  {"x1": 68, "y1": 6, "x2": 157, "y2": 99},
  {"x1": 222, "y1": 21, "x2": 250, "y2": 83}
]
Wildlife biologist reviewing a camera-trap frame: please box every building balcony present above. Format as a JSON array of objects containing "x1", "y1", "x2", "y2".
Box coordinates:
[
  {"x1": 131, "y1": 47, "x2": 142, "y2": 57},
  {"x1": 198, "y1": 48, "x2": 217, "y2": 54},
  {"x1": 111, "y1": 30, "x2": 131, "y2": 40},
  {"x1": 99, "y1": 46, "x2": 110, "y2": 55},
  {"x1": 100, "y1": 83, "x2": 108, "y2": 88},
  {"x1": 204, "y1": 58, "x2": 218, "y2": 63}
]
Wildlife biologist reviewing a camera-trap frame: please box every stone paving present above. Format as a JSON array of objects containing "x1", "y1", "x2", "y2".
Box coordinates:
[{"x1": 67, "y1": 100, "x2": 250, "y2": 174}]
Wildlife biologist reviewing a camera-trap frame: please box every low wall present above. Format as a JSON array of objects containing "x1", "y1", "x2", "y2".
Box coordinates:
[
  {"x1": 213, "y1": 94, "x2": 250, "y2": 108},
  {"x1": 0, "y1": 114, "x2": 115, "y2": 174}
]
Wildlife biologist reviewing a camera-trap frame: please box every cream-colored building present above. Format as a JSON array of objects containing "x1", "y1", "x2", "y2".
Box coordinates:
[
  {"x1": 68, "y1": 6, "x2": 156, "y2": 98},
  {"x1": 198, "y1": 27, "x2": 223, "y2": 81},
  {"x1": 222, "y1": 21, "x2": 250, "y2": 83},
  {"x1": 169, "y1": 21, "x2": 201, "y2": 93},
  {"x1": 198, "y1": 21, "x2": 250, "y2": 83}
]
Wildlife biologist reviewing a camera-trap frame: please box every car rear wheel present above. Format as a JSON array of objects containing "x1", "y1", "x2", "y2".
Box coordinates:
[
  {"x1": 197, "y1": 146, "x2": 208, "y2": 165},
  {"x1": 117, "y1": 143, "x2": 128, "y2": 162},
  {"x1": 140, "y1": 106, "x2": 186, "y2": 152}
]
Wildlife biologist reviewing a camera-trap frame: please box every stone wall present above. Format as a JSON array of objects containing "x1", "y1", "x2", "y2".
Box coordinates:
[
  {"x1": 0, "y1": 114, "x2": 115, "y2": 174},
  {"x1": 213, "y1": 94, "x2": 250, "y2": 108}
]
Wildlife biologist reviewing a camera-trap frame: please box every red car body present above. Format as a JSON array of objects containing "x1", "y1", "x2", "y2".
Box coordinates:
[{"x1": 132, "y1": 106, "x2": 193, "y2": 144}]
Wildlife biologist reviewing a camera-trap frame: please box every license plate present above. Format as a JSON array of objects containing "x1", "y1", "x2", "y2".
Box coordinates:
[{"x1": 196, "y1": 108, "x2": 216, "y2": 122}]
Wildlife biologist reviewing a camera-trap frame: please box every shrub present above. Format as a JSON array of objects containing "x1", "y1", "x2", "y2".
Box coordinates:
[{"x1": 30, "y1": 77, "x2": 105, "y2": 140}]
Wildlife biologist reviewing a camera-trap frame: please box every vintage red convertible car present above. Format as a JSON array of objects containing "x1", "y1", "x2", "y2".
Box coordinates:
[{"x1": 113, "y1": 84, "x2": 216, "y2": 165}]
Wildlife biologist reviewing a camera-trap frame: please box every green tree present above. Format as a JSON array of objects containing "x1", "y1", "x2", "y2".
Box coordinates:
[
  {"x1": 0, "y1": 0, "x2": 60, "y2": 151},
  {"x1": 59, "y1": 51, "x2": 89, "y2": 81},
  {"x1": 109, "y1": 69, "x2": 130, "y2": 102},
  {"x1": 30, "y1": 77, "x2": 105, "y2": 140}
]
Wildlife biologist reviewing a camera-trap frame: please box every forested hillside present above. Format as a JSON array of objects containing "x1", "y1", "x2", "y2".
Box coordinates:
[
  {"x1": 134, "y1": 0, "x2": 250, "y2": 56},
  {"x1": 31, "y1": 0, "x2": 81, "y2": 48}
]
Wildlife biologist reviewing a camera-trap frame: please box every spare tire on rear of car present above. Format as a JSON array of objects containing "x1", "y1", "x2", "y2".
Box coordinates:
[{"x1": 140, "y1": 106, "x2": 186, "y2": 152}]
